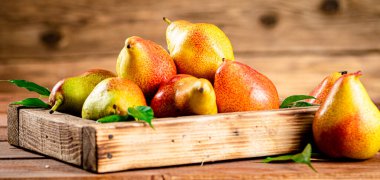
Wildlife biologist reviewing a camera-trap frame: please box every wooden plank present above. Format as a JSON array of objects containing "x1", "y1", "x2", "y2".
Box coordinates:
[
  {"x1": 0, "y1": 142, "x2": 44, "y2": 159},
  {"x1": 17, "y1": 108, "x2": 94, "y2": 165},
  {"x1": 1, "y1": 54, "x2": 380, "y2": 103},
  {"x1": 7, "y1": 105, "x2": 21, "y2": 145},
  {"x1": 82, "y1": 126, "x2": 97, "y2": 172},
  {"x1": 1, "y1": 154, "x2": 380, "y2": 179},
  {"x1": 88, "y1": 107, "x2": 317, "y2": 173},
  {"x1": 1, "y1": 0, "x2": 380, "y2": 58},
  {"x1": 0, "y1": 114, "x2": 7, "y2": 141}
]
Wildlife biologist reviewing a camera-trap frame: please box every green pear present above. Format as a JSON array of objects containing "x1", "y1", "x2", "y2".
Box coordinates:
[
  {"x1": 164, "y1": 17, "x2": 234, "y2": 82},
  {"x1": 313, "y1": 71, "x2": 380, "y2": 159},
  {"x1": 82, "y1": 77, "x2": 147, "y2": 120},
  {"x1": 49, "y1": 69, "x2": 115, "y2": 116}
]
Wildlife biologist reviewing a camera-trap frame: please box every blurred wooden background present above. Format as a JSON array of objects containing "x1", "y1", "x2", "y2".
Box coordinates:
[{"x1": 1, "y1": 0, "x2": 380, "y2": 102}]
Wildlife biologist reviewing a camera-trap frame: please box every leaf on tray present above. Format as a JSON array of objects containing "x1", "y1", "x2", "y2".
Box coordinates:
[
  {"x1": 96, "y1": 115, "x2": 129, "y2": 123},
  {"x1": 128, "y1": 106, "x2": 155, "y2": 129},
  {"x1": 280, "y1": 95, "x2": 316, "y2": 108},
  {"x1": 12, "y1": 98, "x2": 50, "y2": 108}
]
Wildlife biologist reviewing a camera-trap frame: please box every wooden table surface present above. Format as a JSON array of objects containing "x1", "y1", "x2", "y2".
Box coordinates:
[{"x1": 1, "y1": 92, "x2": 380, "y2": 179}]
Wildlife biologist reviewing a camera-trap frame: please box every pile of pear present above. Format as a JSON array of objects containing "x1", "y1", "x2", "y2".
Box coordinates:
[
  {"x1": 49, "y1": 17, "x2": 280, "y2": 120},
  {"x1": 47, "y1": 18, "x2": 380, "y2": 160}
]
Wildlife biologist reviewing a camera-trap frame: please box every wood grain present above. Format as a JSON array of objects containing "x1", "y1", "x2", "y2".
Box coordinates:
[
  {"x1": 90, "y1": 107, "x2": 317, "y2": 173},
  {"x1": 1, "y1": 0, "x2": 380, "y2": 58},
  {"x1": 17, "y1": 108, "x2": 93, "y2": 165},
  {"x1": 0, "y1": 142, "x2": 44, "y2": 159},
  {"x1": 1, "y1": 54, "x2": 380, "y2": 102},
  {"x1": 1, "y1": 151, "x2": 380, "y2": 179},
  {"x1": 7, "y1": 105, "x2": 21, "y2": 145}
]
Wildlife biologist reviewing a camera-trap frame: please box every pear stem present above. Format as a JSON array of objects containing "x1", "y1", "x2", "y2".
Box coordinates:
[
  {"x1": 340, "y1": 71, "x2": 348, "y2": 75},
  {"x1": 163, "y1": 17, "x2": 171, "y2": 24},
  {"x1": 49, "y1": 98, "x2": 62, "y2": 114}
]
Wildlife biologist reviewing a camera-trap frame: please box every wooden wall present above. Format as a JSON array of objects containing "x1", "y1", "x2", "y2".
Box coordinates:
[{"x1": 1, "y1": 0, "x2": 380, "y2": 102}]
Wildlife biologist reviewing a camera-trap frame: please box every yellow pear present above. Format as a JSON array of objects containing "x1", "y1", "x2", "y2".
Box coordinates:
[
  {"x1": 116, "y1": 36, "x2": 177, "y2": 100},
  {"x1": 313, "y1": 71, "x2": 380, "y2": 159},
  {"x1": 82, "y1": 77, "x2": 146, "y2": 120},
  {"x1": 164, "y1": 17, "x2": 234, "y2": 81}
]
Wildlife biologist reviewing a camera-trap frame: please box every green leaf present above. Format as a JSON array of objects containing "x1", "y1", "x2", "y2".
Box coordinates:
[
  {"x1": 96, "y1": 115, "x2": 129, "y2": 123},
  {"x1": 280, "y1": 95, "x2": 316, "y2": 108},
  {"x1": 128, "y1": 106, "x2": 155, "y2": 129},
  {"x1": 294, "y1": 101, "x2": 314, "y2": 107},
  {"x1": 263, "y1": 143, "x2": 317, "y2": 172},
  {"x1": 12, "y1": 98, "x2": 50, "y2": 108},
  {"x1": 7, "y1": 80, "x2": 50, "y2": 96}
]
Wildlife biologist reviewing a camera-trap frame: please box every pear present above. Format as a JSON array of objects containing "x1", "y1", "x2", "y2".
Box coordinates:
[
  {"x1": 151, "y1": 74, "x2": 217, "y2": 118},
  {"x1": 313, "y1": 71, "x2": 380, "y2": 159},
  {"x1": 306, "y1": 71, "x2": 347, "y2": 104},
  {"x1": 116, "y1": 36, "x2": 177, "y2": 100},
  {"x1": 82, "y1": 77, "x2": 146, "y2": 120},
  {"x1": 214, "y1": 60, "x2": 280, "y2": 113},
  {"x1": 164, "y1": 17, "x2": 234, "y2": 82},
  {"x1": 48, "y1": 69, "x2": 115, "y2": 116}
]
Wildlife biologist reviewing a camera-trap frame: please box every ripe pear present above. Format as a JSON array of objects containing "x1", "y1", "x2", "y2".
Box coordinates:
[
  {"x1": 151, "y1": 74, "x2": 217, "y2": 118},
  {"x1": 164, "y1": 17, "x2": 234, "y2": 82},
  {"x1": 48, "y1": 69, "x2": 115, "y2": 116},
  {"x1": 116, "y1": 36, "x2": 177, "y2": 100},
  {"x1": 306, "y1": 71, "x2": 347, "y2": 104},
  {"x1": 214, "y1": 60, "x2": 280, "y2": 113},
  {"x1": 82, "y1": 77, "x2": 146, "y2": 120},
  {"x1": 313, "y1": 71, "x2": 380, "y2": 159}
]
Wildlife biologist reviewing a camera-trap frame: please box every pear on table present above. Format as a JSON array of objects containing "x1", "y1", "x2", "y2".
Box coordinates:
[
  {"x1": 307, "y1": 71, "x2": 347, "y2": 104},
  {"x1": 214, "y1": 59, "x2": 280, "y2": 113},
  {"x1": 48, "y1": 69, "x2": 115, "y2": 116},
  {"x1": 151, "y1": 74, "x2": 217, "y2": 118},
  {"x1": 82, "y1": 77, "x2": 146, "y2": 120},
  {"x1": 164, "y1": 17, "x2": 234, "y2": 82},
  {"x1": 313, "y1": 71, "x2": 380, "y2": 159},
  {"x1": 116, "y1": 36, "x2": 177, "y2": 100}
]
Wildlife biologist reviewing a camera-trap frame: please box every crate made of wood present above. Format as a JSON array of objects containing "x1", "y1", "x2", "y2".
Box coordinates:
[{"x1": 7, "y1": 105, "x2": 317, "y2": 173}]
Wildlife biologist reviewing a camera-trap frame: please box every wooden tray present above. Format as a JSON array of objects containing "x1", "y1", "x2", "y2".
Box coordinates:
[{"x1": 7, "y1": 105, "x2": 317, "y2": 173}]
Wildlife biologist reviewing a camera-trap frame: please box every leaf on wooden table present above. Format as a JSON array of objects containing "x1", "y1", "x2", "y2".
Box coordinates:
[{"x1": 263, "y1": 143, "x2": 317, "y2": 172}]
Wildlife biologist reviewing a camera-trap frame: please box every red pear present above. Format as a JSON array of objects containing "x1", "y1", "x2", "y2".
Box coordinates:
[{"x1": 214, "y1": 60, "x2": 280, "y2": 113}]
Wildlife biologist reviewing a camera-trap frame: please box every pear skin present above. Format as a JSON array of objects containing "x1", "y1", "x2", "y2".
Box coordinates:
[
  {"x1": 48, "y1": 69, "x2": 115, "y2": 116},
  {"x1": 116, "y1": 36, "x2": 177, "y2": 100},
  {"x1": 313, "y1": 71, "x2": 380, "y2": 159},
  {"x1": 150, "y1": 74, "x2": 192, "y2": 118},
  {"x1": 82, "y1": 77, "x2": 146, "y2": 120},
  {"x1": 151, "y1": 74, "x2": 217, "y2": 118},
  {"x1": 164, "y1": 17, "x2": 234, "y2": 82},
  {"x1": 306, "y1": 71, "x2": 347, "y2": 104},
  {"x1": 214, "y1": 60, "x2": 280, "y2": 113}
]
